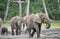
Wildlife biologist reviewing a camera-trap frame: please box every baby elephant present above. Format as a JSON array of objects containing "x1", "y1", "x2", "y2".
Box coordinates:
[{"x1": 1, "y1": 27, "x2": 8, "y2": 35}]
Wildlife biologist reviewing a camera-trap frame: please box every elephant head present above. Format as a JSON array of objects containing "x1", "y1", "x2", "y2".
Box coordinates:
[
  {"x1": 39, "y1": 13, "x2": 51, "y2": 29},
  {"x1": 33, "y1": 14, "x2": 41, "y2": 24}
]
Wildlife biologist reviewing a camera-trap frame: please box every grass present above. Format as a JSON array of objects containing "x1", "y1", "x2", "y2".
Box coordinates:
[
  {"x1": 2, "y1": 21, "x2": 60, "y2": 28},
  {"x1": 2, "y1": 22, "x2": 10, "y2": 27},
  {"x1": 42, "y1": 21, "x2": 60, "y2": 28},
  {"x1": 51, "y1": 21, "x2": 60, "y2": 28}
]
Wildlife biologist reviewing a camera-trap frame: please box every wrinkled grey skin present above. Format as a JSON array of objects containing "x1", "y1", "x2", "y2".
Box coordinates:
[
  {"x1": 26, "y1": 14, "x2": 42, "y2": 38},
  {"x1": 24, "y1": 13, "x2": 51, "y2": 38},
  {"x1": 10, "y1": 16, "x2": 23, "y2": 35},
  {"x1": 38, "y1": 13, "x2": 51, "y2": 29}
]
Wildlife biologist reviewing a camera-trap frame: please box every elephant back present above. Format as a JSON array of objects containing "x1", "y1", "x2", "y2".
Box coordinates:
[
  {"x1": 10, "y1": 16, "x2": 23, "y2": 29},
  {"x1": 27, "y1": 14, "x2": 35, "y2": 22}
]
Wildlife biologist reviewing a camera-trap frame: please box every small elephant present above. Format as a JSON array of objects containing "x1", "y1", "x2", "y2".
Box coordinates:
[
  {"x1": 0, "y1": 18, "x2": 2, "y2": 28},
  {"x1": 1, "y1": 27, "x2": 8, "y2": 35},
  {"x1": 10, "y1": 16, "x2": 23, "y2": 35},
  {"x1": 26, "y1": 14, "x2": 42, "y2": 38},
  {"x1": 38, "y1": 13, "x2": 51, "y2": 29}
]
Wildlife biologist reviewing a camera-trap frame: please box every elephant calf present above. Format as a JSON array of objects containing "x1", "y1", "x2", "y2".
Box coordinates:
[
  {"x1": 10, "y1": 16, "x2": 23, "y2": 35},
  {"x1": 1, "y1": 27, "x2": 8, "y2": 35}
]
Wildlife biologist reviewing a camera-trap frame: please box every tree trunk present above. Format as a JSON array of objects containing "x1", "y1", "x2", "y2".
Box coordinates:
[
  {"x1": 4, "y1": 0, "x2": 10, "y2": 22},
  {"x1": 58, "y1": 0, "x2": 60, "y2": 9},
  {"x1": 42, "y1": 0, "x2": 49, "y2": 18},
  {"x1": 19, "y1": 0, "x2": 22, "y2": 17},
  {"x1": 26, "y1": 0, "x2": 30, "y2": 16}
]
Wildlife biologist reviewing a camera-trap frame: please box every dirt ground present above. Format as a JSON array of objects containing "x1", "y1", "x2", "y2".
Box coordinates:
[{"x1": 0, "y1": 28, "x2": 60, "y2": 39}]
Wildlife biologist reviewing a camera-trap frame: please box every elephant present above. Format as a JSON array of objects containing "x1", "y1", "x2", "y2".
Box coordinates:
[
  {"x1": 1, "y1": 27, "x2": 8, "y2": 35},
  {"x1": 10, "y1": 16, "x2": 23, "y2": 35},
  {"x1": 0, "y1": 18, "x2": 2, "y2": 28},
  {"x1": 26, "y1": 14, "x2": 42, "y2": 38},
  {"x1": 38, "y1": 13, "x2": 51, "y2": 29},
  {"x1": 24, "y1": 13, "x2": 51, "y2": 38}
]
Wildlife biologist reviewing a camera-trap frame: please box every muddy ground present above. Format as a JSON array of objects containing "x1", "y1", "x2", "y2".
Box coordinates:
[{"x1": 0, "y1": 28, "x2": 60, "y2": 39}]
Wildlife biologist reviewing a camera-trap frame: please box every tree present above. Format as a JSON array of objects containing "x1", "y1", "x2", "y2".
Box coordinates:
[
  {"x1": 26, "y1": 0, "x2": 30, "y2": 16},
  {"x1": 42, "y1": 0, "x2": 49, "y2": 18},
  {"x1": 58, "y1": 0, "x2": 60, "y2": 9},
  {"x1": 0, "y1": 0, "x2": 7, "y2": 20},
  {"x1": 4, "y1": 0, "x2": 10, "y2": 22}
]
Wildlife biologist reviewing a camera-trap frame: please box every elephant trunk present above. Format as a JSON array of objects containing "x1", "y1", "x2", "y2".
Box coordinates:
[{"x1": 46, "y1": 22, "x2": 51, "y2": 29}]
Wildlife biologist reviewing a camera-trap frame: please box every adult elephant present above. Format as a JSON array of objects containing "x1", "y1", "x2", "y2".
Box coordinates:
[
  {"x1": 25, "y1": 13, "x2": 51, "y2": 38},
  {"x1": 26, "y1": 14, "x2": 42, "y2": 38},
  {"x1": 10, "y1": 16, "x2": 23, "y2": 35}
]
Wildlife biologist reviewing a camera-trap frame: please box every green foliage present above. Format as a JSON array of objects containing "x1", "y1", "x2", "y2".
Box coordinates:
[
  {"x1": 0, "y1": 0, "x2": 7, "y2": 10},
  {"x1": 0, "y1": 0, "x2": 60, "y2": 20},
  {"x1": 7, "y1": 2, "x2": 19, "y2": 19},
  {"x1": 0, "y1": 0, "x2": 7, "y2": 20},
  {"x1": 45, "y1": 0, "x2": 60, "y2": 20},
  {"x1": 30, "y1": 0, "x2": 43, "y2": 13}
]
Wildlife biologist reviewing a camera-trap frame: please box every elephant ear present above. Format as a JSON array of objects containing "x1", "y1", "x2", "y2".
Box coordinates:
[{"x1": 33, "y1": 15, "x2": 41, "y2": 23}]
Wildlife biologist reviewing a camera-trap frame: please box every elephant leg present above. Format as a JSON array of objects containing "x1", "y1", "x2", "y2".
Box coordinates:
[
  {"x1": 38, "y1": 23, "x2": 41, "y2": 35},
  {"x1": 25, "y1": 24, "x2": 28, "y2": 33},
  {"x1": 12, "y1": 29, "x2": 14, "y2": 35},
  {"x1": 34, "y1": 23, "x2": 40, "y2": 38},
  {"x1": 31, "y1": 28, "x2": 36, "y2": 37},
  {"x1": 18, "y1": 24, "x2": 21, "y2": 35},
  {"x1": 23, "y1": 23, "x2": 25, "y2": 29},
  {"x1": 25, "y1": 28, "x2": 28, "y2": 33},
  {"x1": 1, "y1": 30, "x2": 4, "y2": 35},
  {"x1": 35, "y1": 26, "x2": 40, "y2": 38},
  {"x1": 36, "y1": 23, "x2": 42, "y2": 38},
  {"x1": 16, "y1": 29, "x2": 19, "y2": 35},
  {"x1": 28, "y1": 29, "x2": 32, "y2": 38},
  {"x1": 5, "y1": 30, "x2": 8, "y2": 35},
  {"x1": 18, "y1": 28, "x2": 21, "y2": 35},
  {"x1": 36, "y1": 30, "x2": 40, "y2": 38}
]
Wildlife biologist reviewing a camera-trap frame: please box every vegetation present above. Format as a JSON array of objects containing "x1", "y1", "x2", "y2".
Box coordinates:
[
  {"x1": 0, "y1": 0, "x2": 60, "y2": 20},
  {"x1": 2, "y1": 21, "x2": 60, "y2": 28}
]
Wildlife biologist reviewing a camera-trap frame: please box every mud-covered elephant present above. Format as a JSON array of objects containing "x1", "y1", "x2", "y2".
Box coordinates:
[
  {"x1": 38, "y1": 13, "x2": 51, "y2": 29},
  {"x1": 25, "y1": 13, "x2": 51, "y2": 38},
  {"x1": 26, "y1": 14, "x2": 42, "y2": 38},
  {"x1": 0, "y1": 18, "x2": 2, "y2": 28},
  {"x1": 10, "y1": 16, "x2": 23, "y2": 35}
]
